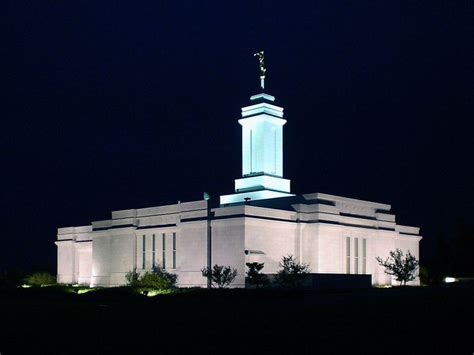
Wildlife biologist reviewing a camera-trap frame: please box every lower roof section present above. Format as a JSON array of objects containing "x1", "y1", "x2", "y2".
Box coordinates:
[
  {"x1": 234, "y1": 175, "x2": 290, "y2": 194},
  {"x1": 57, "y1": 191, "x2": 421, "y2": 238}
]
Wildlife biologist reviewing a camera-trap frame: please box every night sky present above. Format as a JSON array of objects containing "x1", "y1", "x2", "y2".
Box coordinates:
[{"x1": 2, "y1": 1, "x2": 473, "y2": 271}]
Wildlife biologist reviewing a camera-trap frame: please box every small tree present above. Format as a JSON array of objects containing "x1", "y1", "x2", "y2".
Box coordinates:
[
  {"x1": 201, "y1": 264, "x2": 238, "y2": 288},
  {"x1": 24, "y1": 272, "x2": 57, "y2": 287},
  {"x1": 376, "y1": 249, "x2": 419, "y2": 286},
  {"x1": 246, "y1": 262, "x2": 269, "y2": 288},
  {"x1": 275, "y1": 255, "x2": 310, "y2": 288}
]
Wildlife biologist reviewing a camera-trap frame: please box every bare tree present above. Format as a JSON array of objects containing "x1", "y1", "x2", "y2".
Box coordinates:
[{"x1": 376, "y1": 249, "x2": 419, "y2": 286}]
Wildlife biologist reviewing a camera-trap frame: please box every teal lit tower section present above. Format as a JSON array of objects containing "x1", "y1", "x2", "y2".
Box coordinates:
[
  {"x1": 220, "y1": 92, "x2": 293, "y2": 205},
  {"x1": 241, "y1": 93, "x2": 284, "y2": 178}
]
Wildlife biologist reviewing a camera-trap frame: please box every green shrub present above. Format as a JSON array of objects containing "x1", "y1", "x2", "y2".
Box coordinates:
[
  {"x1": 138, "y1": 269, "x2": 177, "y2": 289},
  {"x1": 24, "y1": 272, "x2": 57, "y2": 287},
  {"x1": 126, "y1": 268, "x2": 177, "y2": 290}
]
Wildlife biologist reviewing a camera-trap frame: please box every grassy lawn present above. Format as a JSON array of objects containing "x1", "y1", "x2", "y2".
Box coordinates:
[{"x1": 0, "y1": 285, "x2": 473, "y2": 354}]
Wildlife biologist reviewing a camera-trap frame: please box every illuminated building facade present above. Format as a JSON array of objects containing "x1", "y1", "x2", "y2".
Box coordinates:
[{"x1": 56, "y1": 89, "x2": 422, "y2": 287}]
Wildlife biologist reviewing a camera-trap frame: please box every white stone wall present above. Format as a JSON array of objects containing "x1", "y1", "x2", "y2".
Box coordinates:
[
  {"x1": 56, "y1": 226, "x2": 93, "y2": 284},
  {"x1": 317, "y1": 224, "x2": 346, "y2": 274},
  {"x1": 75, "y1": 242, "x2": 92, "y2": 285},
  {"x1": 56, "y1": 240, "x2": 75, "y2": 284},
  {"x1": 175, "y1": 221, "x2": 208, "y2": 287},
  {"x1": 372, "y1": 231, "x2": 397, "y2": 285},
  {"x1": 212, "y1": 218, "x2": 246, "y2": 287},
  {"x1": 244, "y1": 217, "x2": 296, "y2": 274},
  {"x1": 57, "y1": 195, "x2": 422, "y2": 288},
  {"x1": 91, "y1": 229, "x2": 136, "y2": 287},
  {"x1": 300, "y1": 223, "x2": 318, "y2": 272}
]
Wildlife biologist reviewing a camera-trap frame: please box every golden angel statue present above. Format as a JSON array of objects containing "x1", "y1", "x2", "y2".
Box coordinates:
[{"x1": 254, "y1": 51, "x2": 266, "y2": 89}]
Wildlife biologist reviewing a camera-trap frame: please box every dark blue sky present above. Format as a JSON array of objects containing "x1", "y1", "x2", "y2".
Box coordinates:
[{"x1": 2, "y1": 1, "x2": 473, "y2": 270}]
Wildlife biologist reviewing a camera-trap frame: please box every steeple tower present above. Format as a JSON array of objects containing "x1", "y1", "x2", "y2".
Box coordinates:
[{"x1": 220, "y1": 52, "x2": 293, "y2": 205}]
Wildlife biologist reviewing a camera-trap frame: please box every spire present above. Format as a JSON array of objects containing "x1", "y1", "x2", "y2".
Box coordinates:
[
  {"x1": 219, "y1": 52, "x2": 293, "y2": 205},
  {"x1": 254, "y1": 51, "x2": 266, "y2": 90}
]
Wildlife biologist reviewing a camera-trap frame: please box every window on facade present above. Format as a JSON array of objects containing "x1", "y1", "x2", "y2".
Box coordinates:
[
  {"x1": 152, "y1": 234, "x2": 156, "y2": 268},
  {"x1": 162, "y1": 233, "x2": 166, "y2": 269},
  {"x1": 142, "y1": 235, "x2": 146, "y2": 269},
  {"x1": 354, "y1": 238, "x2": 359, "y2": 274},
  {"x1": 346, "y1": 237, "x2": 351, "y2": 274},
  {"x1": 362, "y1": 238, "x2": 367, "y2": 274},
  {"x1": 172, "y1": 232, "x2": 176, "y2": 269},
  {"x1": 250, "y1": 129, "x2": 253, "y2": 172},
  {"x1": 273, "y1": 129, "x2": 277, "y2": 175}
]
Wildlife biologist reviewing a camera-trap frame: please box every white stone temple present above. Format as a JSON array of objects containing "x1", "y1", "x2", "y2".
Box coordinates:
[{"x1": 56, "y1": 61, "x2": 422, "y2": 288}]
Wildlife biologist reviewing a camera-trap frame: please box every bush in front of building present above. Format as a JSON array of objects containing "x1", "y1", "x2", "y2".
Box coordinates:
[
  {"x1": 246, "y1": 262, "x2": 270, "y2": 288},
  {"x1": 201, "y1": 264, "x2": 238, "y2": 288},
  {"x1": 24, "y1": 272, "x2": 57, "y2": 287},
  {"x1": 140, "y1": 268, "x2": 178, "y2": 289},
  {"x1": 275, "y1": 255, "x2": 310, "y2": 288},
  {"x1": 125, "y1": 268, "x2": 177, "y2": 291}
]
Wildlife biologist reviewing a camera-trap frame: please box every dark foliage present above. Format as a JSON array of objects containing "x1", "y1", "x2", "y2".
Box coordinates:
[
  {"x1": 246, "y1": 262, "x2": 270, "y2": 288},
  {"x1": 451, "y1": 221, "x2": 474, "y2": 277},
  {"x1": 201, "y1": 264, "x2": 238, "y2": 288},
  {"x1": 275, "y1": 255, "x2": 310, "y2": 288},
  {"x1": 420, "y1": 221, "x2": 474, "y2": 284},
  {"x1": 0, "y1": 270, "x2": 28, "y2": 289}
]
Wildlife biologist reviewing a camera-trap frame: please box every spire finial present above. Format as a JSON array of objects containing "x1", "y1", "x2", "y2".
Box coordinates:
[{"x1": 253, "y1": 51, "x2": 266, "y2": 89}]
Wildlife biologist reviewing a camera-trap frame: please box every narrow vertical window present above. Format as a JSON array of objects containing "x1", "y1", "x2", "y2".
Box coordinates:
[
  {"x1": 162, "y1": 233, "x2": 166, "y2": 269},
  {"x1": 273, "y1": 128, "x2": 277, "y2": 174},
  {"x1": 346, "y1": 237, "x2": 351, "y2": 274},
  {"x1": 172, "y1": 232, "x2": 176, "y2": 269},
  {"x1": 142, "y1": 235, "x2": 146, "y2": 269},
  {"x1": 354, "y1": 238, "x2": 359, "y2": 274},
  {"x1": 152, "y1": 234, "x2": 156, "y2": 268},
  {"x1": 250, "y1": 129, "x2": 253, "y2": 173},
  {"x1": 362, "y1": 238, "x2": 367, "y2": 274}
]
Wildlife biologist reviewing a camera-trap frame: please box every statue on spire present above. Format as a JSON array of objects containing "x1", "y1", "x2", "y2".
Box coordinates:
[{"x1": 254, "y1": 51, "x2": 266, "y2": 89}]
